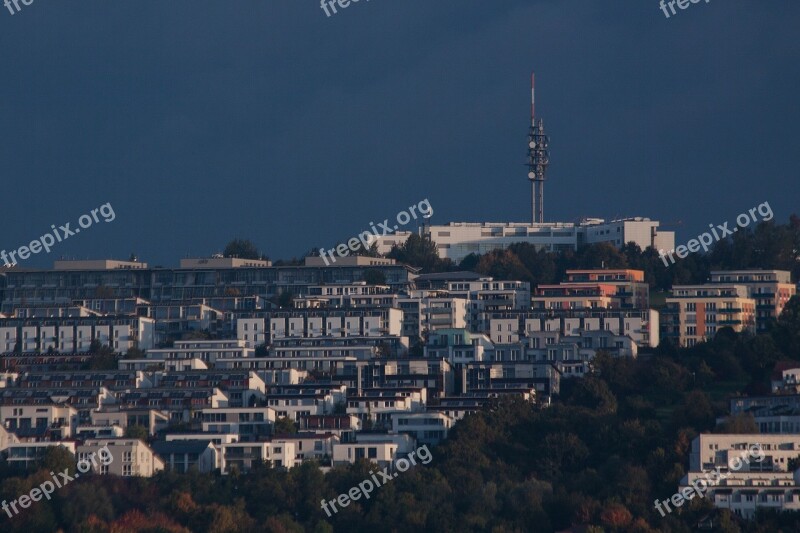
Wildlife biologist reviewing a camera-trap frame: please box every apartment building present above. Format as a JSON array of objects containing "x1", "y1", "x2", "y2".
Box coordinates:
[
  {"x1": 396, "y1": 294, "x2": 469, "y2": 340},
  {"x1": 0, "y1": 404, "x2": 77, "y2": 437},
  {"x1": 78, "y1": 439, "x2": 164, "y2": 477},
  {"x1": 532, "y1": 284, "x2": 619, "y2": 311},
  {"x1": 5, "y1": 441, "x2": 76, "y2": 468},
  {"x1": 153, "y1": 370, "x2": 266, "y2": 407},
  {"x1": 424, "y1": 329, "x2": 494, "y2": 365},
  {"x1": 116, "y1": 388, "x2": 229, "y2": 422},
  {"x1": 265, "y1": 308, "x2": 403, "y2": 342},
  {"x1": 391, "y1": 411, "x2": 452, "y2": 446},
  {"x1": 266, "y1": 390, "x2": 336, "y2": 421},
  {"x1": 219, "y1": 441, "x2": 296, "y2": 472},
  {"x1": 273, "y1": 432, "x2": 339, "y2": 463},
  {"x1": 662, "y1": 285, "x2": 756, "y2": 347},
  {"x1": 91, "y1": 408, "x2": 169, "y2": 436},
  {"x1": 201, "y1": 407, "x2": 276, "y2": 438},
  {"x1": 151, "y1": 440, "x2": 218, "y2": 473},
  {"x1": 0, "y1": 260, "x2": 415, "y2": 313},
  {"x1": 298, "y1": 282, "x2": 398, "y2": 308},
  {"x1": 680, "y1": 434, "x2": 800, "y2": 518},
  {"x1": 298, "y1": 414, "x2": 361, "y2": 439},
  {"x1": 709, "y1": 270, "x2": 795, "y2": 332},
  {"x1": 17, "y1": 371, "x2": 150, "y2": 391},
  {"x1": 0, "y1": 316, "x2": 155, "y2": 354},
  {"x1": 563, "y1": 269, "x2": 649, "y2": 309},
  {"x1": 145, "y1": 340, "x2": 253, "y2": 365}
]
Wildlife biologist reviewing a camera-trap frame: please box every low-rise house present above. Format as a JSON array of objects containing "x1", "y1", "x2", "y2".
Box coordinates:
[
  {"x1": 153, "y1": 370, "x2": 266, "y2": 408},
  {"x1": 152, "y1": 440, "x2": 217, "y2": 473},
  {"x1": 273, "y1": 432, "x2": 339, "y2": 464},
  {"x1": 201, "y1": 407, "x2": 276, "y2": 439},
  {"x1": 266, "y1": 390, "x2": 337, "y2": 421},
  {"x1": 391, "y1": 411, "x2": 452, "y2": 446},
  {"x1": 75, "y1": 425, "x2": 125, "y2": 439},
  {"x1": 91, "y1": 408, "x2": 170, "y2": 436},
  {"x1": 117, "y1": 388, "x2": 229, "y2": 423},
  {"x1": 298, "y1": 414, "x2": 361, "y2": 440},
  {"x1": 78, "y1": 439, "x2": 164, "y2": 477},
  {"x1": 5, "y1": 441, "x2": 76, "y2": 468},
  {"x1": 219, "y1": 441, "x2": 296, "y2": 472},
  {"x1": 0, "y1": 404, "x2": 78, "y2": 439}
]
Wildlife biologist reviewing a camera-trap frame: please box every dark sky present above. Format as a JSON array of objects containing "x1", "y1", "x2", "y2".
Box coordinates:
[{"x1": 1, "y1": 0, "x2": 798, "y2": 267}]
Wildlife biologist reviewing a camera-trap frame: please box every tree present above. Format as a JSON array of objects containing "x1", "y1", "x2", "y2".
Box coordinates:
[
  {"x1": 124, "y1": 346, "x2": 146, "y2": 360},
  {"x1": 388, "y1": 233, "x2": 452, "y2": 272},
  {"x1": 125, "y1": 424, "x2": 149, "y2": 441},
  {"x1": 88, "y1": 339, "x2": 114, "y2": 355},
  {"x1": 362, "y1": 269, "x2": 386, "y2": 285},
  {"x1": 271, "y1": 290, "x2": 294, "y2": 309},
  {"x1": 274, "y1": 417, "x2": 297, "y2": 435},
  {"x1": 475, "y1": 249, "x2": 534, "y2": 282},
  {"x1": 223, "y1": 239, "x2": 262, "y2": 260}
]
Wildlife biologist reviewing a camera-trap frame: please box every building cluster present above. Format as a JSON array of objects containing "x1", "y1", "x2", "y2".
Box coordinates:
[
  {"x1": 0, "y1": 257, "x2": 795, "y2": 483},
  {"x1": 683, "y1": 366, "x2": 800, "y2": 519}
]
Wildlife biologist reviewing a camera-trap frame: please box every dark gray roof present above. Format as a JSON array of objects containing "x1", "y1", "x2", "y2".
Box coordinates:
[{"x1": 151, "y1": 440, "x2": 213, "y2": 455}]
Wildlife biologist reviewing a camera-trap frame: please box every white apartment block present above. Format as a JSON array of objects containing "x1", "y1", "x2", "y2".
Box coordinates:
[
  {"x1": 273, "y1": 433, "x2": 338, "y2": 463},
  {"x1": 237, "y1": 318, "x2": 266, "y2": 348},
  {"x1": 346, "y1": 394, "x2": 420, "y2": 426},
  {"x1": 299, "y1": 282, "x2": 397, "y2": 307},
  {"x1": 145, "y1": 340, "x2": 253, "y2": 364},
  {"x1": 425, "y1": 330, "x2": 494, "y2": 365},
  {"x1": 201, "y1": 407, "x2": 276, "y2": 436},
  {"x1": 265, "y1": 309, "x2": 403, "y2": 342},
  {"x1": 332, "y1": 441, "x2": 400, "y2": 468},
  {"x1": 446, "y1": 279, "x2": 531, "y2": 332},
  {"x1": 0, "y1": 404, "x2": 78, "y2": 438},
  {"x1": 681, "y1": 434, "x2": 800, "y2": 518},
  {"x1": 78, "y1": 439, "x2": 164, "y2": 477},
  {"x1": 0, "y1": 317, "x2": 155, "y2": 354},
  {"x1": 266, "y1": 393, "x2": 336, "y2": 421},
  {"x1": 396, "y1": 295, "x2": 468, "y2": 339},
  {"x1": 90, "y1": 409, "x2": 169, "y2": 436},
  {"x1": 486, "y1": 310, "x2": 658, "y2": 351},
  {"x1": 5, "y1": 441, "x2": 76, "y2": 468},
  {"x1": 391, "y1": 411, "x2": 452, "y2": 446},
  {"x1": 219, "y1": 441, "x2": 297, "y2": 472}
]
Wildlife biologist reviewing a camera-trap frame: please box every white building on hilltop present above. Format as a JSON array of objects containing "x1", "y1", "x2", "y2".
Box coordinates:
[{"x1": 371, "y1": 218, "x2": 674, "y2": 263}]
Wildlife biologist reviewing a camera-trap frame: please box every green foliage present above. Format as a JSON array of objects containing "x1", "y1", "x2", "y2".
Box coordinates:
[
  {"x1": 362, "y1": 268, "x2": 386, "y2": 285},
  {"x1": 274, "y1": 417, "x2": 297, "y2": 435},
  {"x1": 123, "y1": 346, "x2": 146, "y2": 360},
  {"x1": 388, "y1": 233, "x2": 453, "y2": 272},
  {"x1": 223, "y1": 239, "x2": 262, "y2": 260},
  {"x1": 125, "y1": 424, "x2": 149, "y2": 440}
]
